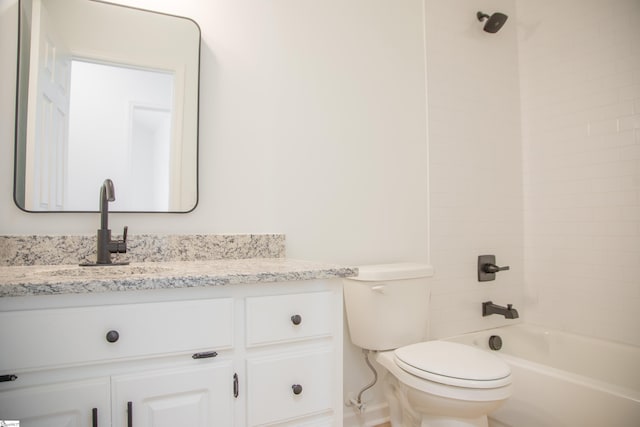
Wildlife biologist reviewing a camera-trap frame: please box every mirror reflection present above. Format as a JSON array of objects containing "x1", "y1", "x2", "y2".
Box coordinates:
[{"x1": 14, "y1": 0, "x2": 200, "y2": 212}]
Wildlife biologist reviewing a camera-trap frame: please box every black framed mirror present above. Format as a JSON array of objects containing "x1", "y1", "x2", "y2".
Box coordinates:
[{"x1": 14, "y1": 0, "x2": 200, "y2": 212}]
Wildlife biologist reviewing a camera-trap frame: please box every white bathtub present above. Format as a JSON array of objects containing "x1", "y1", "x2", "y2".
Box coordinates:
[{"x1": 446, "y1": 324, "x2": 640, "y2": 427}]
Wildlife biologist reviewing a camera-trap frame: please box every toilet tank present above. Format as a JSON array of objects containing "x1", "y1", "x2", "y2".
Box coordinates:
[{"x1": 343, "y1": 263, "x2": 433, "y2": 351}]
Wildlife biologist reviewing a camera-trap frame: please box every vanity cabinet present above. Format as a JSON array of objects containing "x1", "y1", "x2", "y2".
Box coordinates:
[
  {"x1": 0, "y1": 280, "x2": 343, "y2": 426},
  {"x1": 0, "y1": 297, "x2": 235, "y2": 427}
]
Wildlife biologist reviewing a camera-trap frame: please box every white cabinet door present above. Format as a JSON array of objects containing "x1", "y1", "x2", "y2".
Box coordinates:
[
  {"x1": 111, "y1": 362, "x2": 234, "y2": 427},
  {"x1": 0, "y1": 377, "x2": 110, "y2": 427}
]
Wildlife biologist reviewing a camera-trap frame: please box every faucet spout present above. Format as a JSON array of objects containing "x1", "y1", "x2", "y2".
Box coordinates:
[
  {"x1": 482, "y1": 301, "x2": 519, "y2": 319},
  {"x1": 100, "y1": 179, "x2": 115, "y2": 230},
  {"x1": 81, "y1": 179, "x2": 129, "y2": 266}
]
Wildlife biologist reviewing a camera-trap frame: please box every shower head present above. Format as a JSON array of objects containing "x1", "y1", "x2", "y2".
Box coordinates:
[{"x1": 477, "y1": 11, "x2": 508, "y2": 33}]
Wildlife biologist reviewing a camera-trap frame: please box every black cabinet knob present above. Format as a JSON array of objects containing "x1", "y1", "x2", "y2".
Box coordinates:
[
  {"x1": 291, "y1": 314, "x2": 302, "y2": 325},
  {"x1": 106, "y1": 330, "x2": 120, "y2": 343},
  {"x1": 292, "y1": 384, "x2": 303, "y2": 395}
]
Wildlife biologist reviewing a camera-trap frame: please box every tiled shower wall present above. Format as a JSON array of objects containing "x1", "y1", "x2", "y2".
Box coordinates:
[
  {"x1": 425, "y1": 0, "x2": 524, "y2": 339},
  {"x1": 518, "y1": 0, "x2": 640, "y2": 345}
]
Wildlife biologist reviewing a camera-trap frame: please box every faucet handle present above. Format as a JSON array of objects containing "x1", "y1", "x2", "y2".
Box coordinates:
[
  {"x1": 482, "y1": 263, "x2": 510, "y2": 274},
  {"x1": 115, "y1": 226, "x2": 128, "y2": 254},
  {"x1": 478, "y1": 255, "x2": 510, "y2": 282}
]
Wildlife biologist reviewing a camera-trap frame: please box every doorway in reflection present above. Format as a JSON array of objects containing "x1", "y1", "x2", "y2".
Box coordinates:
[{"x1": 65, "y1": 60, "x2": 174, "y2": 211}]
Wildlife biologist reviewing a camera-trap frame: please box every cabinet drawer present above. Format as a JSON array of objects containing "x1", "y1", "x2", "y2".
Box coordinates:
[
  {"x1": 0, "y1": 298, "x2": 233, "y2": 372},
  {"x1": 247, "y1": 349, "x2": 334, "y2": 426},
  {"x1": 246, "y1": 292, "x2": 334, "y2": 347}
]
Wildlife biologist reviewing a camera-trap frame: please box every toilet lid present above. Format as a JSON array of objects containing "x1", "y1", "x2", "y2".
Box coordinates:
[{"x1": 394, "y1": 341, "x2": 511, "y2": 388}]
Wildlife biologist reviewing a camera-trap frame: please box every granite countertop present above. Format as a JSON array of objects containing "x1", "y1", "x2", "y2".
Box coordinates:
[{"x1": 0, "y1": 258, "x2": 358, "y2": 298}]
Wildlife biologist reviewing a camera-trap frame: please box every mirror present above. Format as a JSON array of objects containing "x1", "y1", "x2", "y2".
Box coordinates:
[{"x1": 14, "y1": 0, "x2": 200, "y2": 212}]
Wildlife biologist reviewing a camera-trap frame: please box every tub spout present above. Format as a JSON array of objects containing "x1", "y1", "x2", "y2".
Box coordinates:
[{"x1": 483, "y1": 301, "x2": 519, "y2": 319}]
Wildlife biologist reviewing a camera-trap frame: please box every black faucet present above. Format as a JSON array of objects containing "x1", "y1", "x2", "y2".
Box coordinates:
[
  {"x1": 81, "y1": 179, "x2": 128, "y2": 266},
  {"x1": 482, "y1": 301, "x2": 519, "y2": 319}
]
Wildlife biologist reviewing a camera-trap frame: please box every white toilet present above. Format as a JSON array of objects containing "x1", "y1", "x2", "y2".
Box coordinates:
[{"x1": 343, "y1": 263, "x2": 512, "y2": 427}]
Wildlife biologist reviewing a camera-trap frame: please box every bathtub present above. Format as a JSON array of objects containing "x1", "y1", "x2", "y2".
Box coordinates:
[{"x1": 445, "y1": 324, "x2": 640, "y2": 427}]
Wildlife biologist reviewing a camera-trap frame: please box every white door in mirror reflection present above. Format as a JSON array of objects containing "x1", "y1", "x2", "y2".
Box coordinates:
[
  {"x1": 130, "y1": 106, "x2": 172, "y2": 211},
  {"x1": 65, "y1": 61, "x2": 174, "y2": 211},
  {"x1": 27, "y1": 0, "x2": 70, "y2": 211}
]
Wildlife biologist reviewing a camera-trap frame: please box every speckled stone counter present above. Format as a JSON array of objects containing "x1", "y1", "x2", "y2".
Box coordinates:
[
  {"x1": 0, "y1": 258, "x2": 357, "y2": 297},
  {"x1": 0, "y1": 234, "x2": 286, "y2": 266}
]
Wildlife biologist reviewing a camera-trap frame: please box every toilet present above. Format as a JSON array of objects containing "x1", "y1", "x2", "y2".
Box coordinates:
[{"x1": 343, "y1": 263, "x2": 512, "y2": 427}]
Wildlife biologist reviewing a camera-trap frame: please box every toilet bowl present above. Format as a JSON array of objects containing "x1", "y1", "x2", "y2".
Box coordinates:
[
  {"x1": 343, "y1": 263, "x2": 512, "y2": 427},
  {"x1": 377, "y1": 341, "x2": 512, "y2": 427}
]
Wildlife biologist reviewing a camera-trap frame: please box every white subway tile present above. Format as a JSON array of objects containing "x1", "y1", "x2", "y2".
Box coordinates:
[
  {"x1": 588, "y1": 118, "x2": 619, "y2": 136},
  {"x1": 620, "y1": 84, "x2": 640, "y2": 102},
  {"x1": 595, "y1": 130, "x2": 635, "y2": 148},
  {"x1": 620, "y1": 205, "x2": 640, "y2": 221},
  {"x1": 602, "y1": 69, "x2": 635, "y2": 90},
  {"x1": 618, "y1": 113, "x2": 640, "y2": 131},
  {"x1": 591, "y1": 175, "x2": 636, "y2": 192}
]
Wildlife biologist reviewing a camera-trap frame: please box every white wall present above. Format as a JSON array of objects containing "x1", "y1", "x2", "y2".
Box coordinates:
[
  {"x1": 518, "y1": 0, "x2": 640, "y2": 346},
  {"x1": 425, "y1": 0, "x2": 524, "y2": 340},
  {"x1": 1, "y1": 0, "x2": 429, "y2": 260},
  {"x1": 0, "y1": 0, "x2": 429, "y2": 418}
]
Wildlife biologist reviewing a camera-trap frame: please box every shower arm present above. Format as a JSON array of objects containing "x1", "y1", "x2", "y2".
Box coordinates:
[{"x1": 477, "y1": 11, "x2": 491, "y2": 21}]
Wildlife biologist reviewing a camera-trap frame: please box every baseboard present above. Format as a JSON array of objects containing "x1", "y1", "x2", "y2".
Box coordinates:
[{"x1": 343, "y1": 402, "x2": 390, "y2": 427}]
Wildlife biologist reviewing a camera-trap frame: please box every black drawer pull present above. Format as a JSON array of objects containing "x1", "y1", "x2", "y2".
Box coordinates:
[
  {"x1": 106, "y1": 330, "x2": 120, "y2": 343},
  {"x1": 92, "y1": 407, "x2": 98, "y2": 427},
  {"x1": 291, "y1": 314, "x2": 302, "y2": 325},
  {"x1": 127, "y1": 401, "x2": 133, "y2": 427},
  {"x1": 0, "y1": 374, "x2": 18, "y2": 383},
  {"x1": 292, "y1": 384, "x2": 303, "y2": 395},
  {"x1": 233, "y1": 373, "x2": 239, "y2": 398},
  {"x1": 192, "y1": 351, "x2": 218, "y2": 359}
]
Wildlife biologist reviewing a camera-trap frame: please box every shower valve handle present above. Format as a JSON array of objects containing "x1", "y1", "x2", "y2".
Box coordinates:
[
  {"x1": 482, "y1": 263, "x2": 510, "y2": 274},
  {"x1": 478, "y1": 255, "x2": 509, "y2": 282}
]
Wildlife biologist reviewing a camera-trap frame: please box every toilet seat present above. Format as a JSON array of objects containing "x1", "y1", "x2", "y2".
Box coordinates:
[{"x1": 394, "y1": 341, "x2": 511, "y2": 389}]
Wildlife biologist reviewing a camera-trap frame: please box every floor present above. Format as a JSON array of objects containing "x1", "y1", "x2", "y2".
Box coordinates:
[{"x1": 375, "y1": 423, "x2": 391, "y2": 427}]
